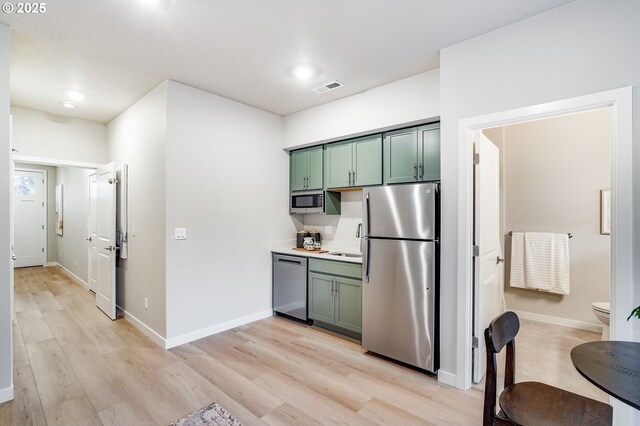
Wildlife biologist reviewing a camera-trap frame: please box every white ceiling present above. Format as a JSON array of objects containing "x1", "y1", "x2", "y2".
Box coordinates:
[{"x1": 1, "y1": 0, "x2": 575, "y2": 123}]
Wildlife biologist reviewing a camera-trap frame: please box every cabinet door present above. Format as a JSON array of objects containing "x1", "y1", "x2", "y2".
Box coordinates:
[
  {"x1": 308, "y1": 272, "x2": 335, "y2": 324},
  {"x1": 335, "y1": 276, "x2": 361, "y2": 333},
  {"x1": 353, "y1": 135, "x2": 382, "y2": 187},
  {"x1": 418, "y1": 124, "x2": 440, "y2": 181},
  {"x1": 290, "y1": 150, "x2": 308, "y2": 192},
  {"x1": 306, "y1": 146, "x2": 324, "y2": 190},
  {"x1": 383, "y1": 127, "x2": 418, "y2": 184},
  {"x1": 325, "y1": 142, "x2": 352, "y2": 189}
]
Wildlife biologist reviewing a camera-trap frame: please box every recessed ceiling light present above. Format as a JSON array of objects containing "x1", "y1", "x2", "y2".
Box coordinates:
[
  {"x1": 293, "y1": 65, "x2": 316, "y2": 80},
  {"x1": 66, "y1": 90, "x2": 85, "y2": 101},
  {"x1": 61, "y1": 101, "x2": 76, "y2": 109}
]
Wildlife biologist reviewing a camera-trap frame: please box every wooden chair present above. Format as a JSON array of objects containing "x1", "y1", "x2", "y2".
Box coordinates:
[{"x1": 483, "y1": 311, "x2": 613, "y2": 426}]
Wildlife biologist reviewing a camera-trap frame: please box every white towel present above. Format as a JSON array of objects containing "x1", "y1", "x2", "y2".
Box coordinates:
[
  {"x1": 523, "y1": 232, "x2": 570, "y2": 295},
  {"x1": 509, "y1": 232, "x2": 526, "y2": 289}
]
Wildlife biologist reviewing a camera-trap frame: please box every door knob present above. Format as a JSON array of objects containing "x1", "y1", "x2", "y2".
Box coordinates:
[
  {"x1": 497, "y1": 256, "x2": 505, "y2": 263},
  {"x1": 11, "y1": 255, "x2": 16, "y2": 260}
]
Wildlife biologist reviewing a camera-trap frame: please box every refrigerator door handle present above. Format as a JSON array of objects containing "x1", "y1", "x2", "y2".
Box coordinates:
[
  {"x1": 365, "y1": 191, "x2": 371, "y2": 236},
  {"x1": 363, "y1": 237, "x2": 371, "y2": 283}
]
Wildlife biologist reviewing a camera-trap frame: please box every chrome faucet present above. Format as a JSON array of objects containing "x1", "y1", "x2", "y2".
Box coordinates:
[{"x1": 356, "y1": 223, "x2": 363, "y2": 238}]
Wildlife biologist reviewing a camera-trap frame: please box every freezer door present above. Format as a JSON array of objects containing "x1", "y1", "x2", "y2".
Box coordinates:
[
  {"x1": 363, "y1": 183, "x2": 437, "y2": 240},
  {"x1": 362, "y1": 239, "x2": 437, "y2": 371}
]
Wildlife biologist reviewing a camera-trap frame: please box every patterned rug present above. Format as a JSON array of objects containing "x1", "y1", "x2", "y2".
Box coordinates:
[{"x1": 170, "y1": 402, "x2": 242, "y2": 426}]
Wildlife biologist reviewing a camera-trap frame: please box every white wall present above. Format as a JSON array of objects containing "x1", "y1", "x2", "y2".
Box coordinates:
[
  {"x1": 440, "y1": 0, "x2": 640, "y2": 382},
  {"x1": 107, "y1": 82, "x2": 168, "y2": 338},
  {"x1": 283, "y1": 70, "x2": 440, "y2": 149},
  {"x1": 302, "y1": 191, "x2": 363, "y2": 253},
  {"x1": 164, "y1": 80, "x2": 294, "y2": 343},
  {"x1": 56, "y1": 167, "x2": 92, "y2": 283},
  {"x1": 10, "y1": 106, "x2": 107, "y2": 164},
  {"x1": 13, "y1": 163, "x2": 57, "y2": 264},
  {"x1": 0, "y1": 23, "x2": 12, "y2": 403},
  {"x1": 487, "y1": 109, "x2": 611, "y2": 326}
]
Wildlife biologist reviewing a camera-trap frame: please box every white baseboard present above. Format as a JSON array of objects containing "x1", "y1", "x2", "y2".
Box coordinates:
[
  {"x1": 164, "y1": 309, "x2": 273, "y2": 349},
  {"x1": 437, "y1": 370, "x2": 457, "y2": 387},
  {"x1": 0, "y1": 386, "x2": 14, "y2": 403},
  {"x1": 56, "y1": 263, "x2": 89, "y2": 289},
  {"x1": 44, "y1": 262, "x2": 58, "y2": 267},
  {"x1": 513, "y1": 310, "x2": 604, "y2": 333},
  {"x1": 117, "y1": 306, "x2": 166, "y2": 349}
]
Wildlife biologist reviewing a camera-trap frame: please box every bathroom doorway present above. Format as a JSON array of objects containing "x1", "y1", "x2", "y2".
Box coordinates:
[
  {"x1": 457, "y1": 88, "x2": 634, "y2": 394},
  {"x1": 471, "y1": 108, "x2": 612, "y2": 401}
]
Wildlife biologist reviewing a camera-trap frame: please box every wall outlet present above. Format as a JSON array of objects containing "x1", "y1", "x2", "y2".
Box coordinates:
[
  {"x1": 324, "y1": 226, "x2": 332, "y2": 235},
  {"x1": 174, "y1": 228, "x2": 187, "y2": 240},
  {"x1": 144, "y1": 297, "x2": 149, "y2": 310}
]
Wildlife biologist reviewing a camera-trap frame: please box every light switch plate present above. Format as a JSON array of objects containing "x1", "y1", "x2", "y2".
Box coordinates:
[
  {"x1": 324, "y1": 226, "x2": 332, "y2": 235},
  {"x1": 174, "y1": 228, "x2": 187, "y2": 240}
]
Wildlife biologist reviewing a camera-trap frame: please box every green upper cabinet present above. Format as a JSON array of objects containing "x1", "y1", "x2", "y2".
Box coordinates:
[
  {"x1": 383, "y1": 123, "x2": 440, "y2": 184},
  {"x1": 325, "y1": 134, "x2": 382, "y2": 189},
  {"x1": 383, "y1": 127, "x2": 418, "y2": 184},
  {"x1": 418, "y1": 123, "x2": 440, "y2": 182},
  {"x1": 290, "y1": 146, "x2": 323, "y2": 192},
  {"x1": 325, "y1": 142, "x2": 352, "y2": 189}
]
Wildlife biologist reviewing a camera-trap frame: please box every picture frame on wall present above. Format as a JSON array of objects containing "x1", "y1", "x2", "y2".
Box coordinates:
[
  {"x1": 55, "y1": 184, "x2": 63, "y2": 236},
  {"x1": 600, "y1": 189, "x2": 611, "y2": 235}
]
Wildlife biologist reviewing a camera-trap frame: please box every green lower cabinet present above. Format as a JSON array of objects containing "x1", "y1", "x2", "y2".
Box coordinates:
[
  {"x1": 334, "y1": 276, "x2": 362, "y2": 333},
  {"x1": 308, "y1": 261, "x2": 362, "y2": 337},
  {"x1": 308, "y1": 272, "x2": 335, "y2": 324}
]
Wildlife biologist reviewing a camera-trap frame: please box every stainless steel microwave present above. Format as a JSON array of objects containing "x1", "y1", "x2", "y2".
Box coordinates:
[{"x1": 291, "y1": 190, "x2": 324, "y2": 214}]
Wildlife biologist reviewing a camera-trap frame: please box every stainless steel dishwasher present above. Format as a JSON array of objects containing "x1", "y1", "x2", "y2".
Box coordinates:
[{"x1": 272, "y1": 253, "x2": 307, "y2": 321}]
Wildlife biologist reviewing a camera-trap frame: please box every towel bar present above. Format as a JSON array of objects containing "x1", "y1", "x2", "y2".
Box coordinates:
[{"x1": 508, "y1": 231, "x2": 572, "y2": 238}]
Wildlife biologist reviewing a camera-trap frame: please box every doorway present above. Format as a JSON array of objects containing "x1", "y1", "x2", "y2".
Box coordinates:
[
  {"x1": 471, "y1": 109, "x2": 612, "y2": 402},
  {"x1": 455, "y1": 87, "x2": 634, "y2": 412},
  {"x1": 13, "y1": 168, "x2": 47, "y2": 268}
]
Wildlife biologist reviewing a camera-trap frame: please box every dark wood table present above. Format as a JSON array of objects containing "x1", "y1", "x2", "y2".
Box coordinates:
[{"x1": 571, "y1": 341, "x2": 640, "y2": 410}]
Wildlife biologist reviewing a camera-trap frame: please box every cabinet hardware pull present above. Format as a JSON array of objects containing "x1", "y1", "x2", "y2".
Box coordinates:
[
  {"x1": 353, "y1": 170, "x2": 356, "y2": 185},
  {"x1": 419, "y1": 163, "x2": 424, "y2": 180},
  {"x1": 348, "y1": 171, "x2": 352, "y2": 186},
  {"x1": 414, "y1": 163, "x2": 418, "y2": 181}
]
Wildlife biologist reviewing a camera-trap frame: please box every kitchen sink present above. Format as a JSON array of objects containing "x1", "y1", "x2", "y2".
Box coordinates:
[{"x1": 327, "y1": 252, "x2": 362, "y2": 258}]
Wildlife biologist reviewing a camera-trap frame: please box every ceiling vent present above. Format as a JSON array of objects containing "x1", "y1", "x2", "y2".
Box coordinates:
[{"x1": 312, "y1": 80, "x2": 344, "y2": 94}]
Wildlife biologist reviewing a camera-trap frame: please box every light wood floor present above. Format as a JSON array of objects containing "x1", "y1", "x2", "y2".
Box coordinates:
[{"x1": 0, "y1": 267, "x2": 605, "y2": 425}]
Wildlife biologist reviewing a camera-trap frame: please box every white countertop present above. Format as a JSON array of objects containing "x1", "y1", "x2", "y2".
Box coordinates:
[{"x1": 270, "y1": 240, "x2": 363, "y2": 264}]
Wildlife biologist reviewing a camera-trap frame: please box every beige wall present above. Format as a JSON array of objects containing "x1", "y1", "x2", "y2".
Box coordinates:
[
  {"x1": 485, "y1": 109, "x2": 611, "y2": 326},
  {"x1": 107, "y1": 82, "x2": 168, "y2": 338},
  {"x1": 56, "y1": 167, "x2": 92, "y2": 283},
  {"x1": 11, "y1": 106, "x2": 107, "y2": 164}
]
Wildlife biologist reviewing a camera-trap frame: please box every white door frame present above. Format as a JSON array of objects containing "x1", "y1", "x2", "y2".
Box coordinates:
[
  {"x1": 456, "y1": 87, "x2": 634, "y2": 395},
  {"x1": 13, "y1": 167, "x2": 47, "y2": 267}
]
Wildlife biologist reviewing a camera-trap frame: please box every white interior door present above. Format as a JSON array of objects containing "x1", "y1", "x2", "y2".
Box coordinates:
[
  {"x1": 88, "y1": 173, "x2": 98, "y2": 293},
  {"x1": 472, "y1": 131, "x2": 505, "y2": 384},
  {"x1": 95, "y1": 163, "x2": 117, "y2": 319},
  {"x1": 13, "y1": 169, "x2": 46, "y2": 268}
]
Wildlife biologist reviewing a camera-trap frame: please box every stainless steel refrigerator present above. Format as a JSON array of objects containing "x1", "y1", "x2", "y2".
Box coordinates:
[{"x1": 362, "y1": 182, "x2": 439, "y2": 372}]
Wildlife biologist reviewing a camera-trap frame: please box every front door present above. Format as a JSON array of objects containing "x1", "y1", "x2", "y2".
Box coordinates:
[
  {"x1": 13, "y1": 169, "x2": 46, "y2": 268},
  {"x1": 95, "y1": 163, "x2": 117, "y2": 319},
  {"x1": 472, "y1": 130, "x2": 505, "y2": 384}
]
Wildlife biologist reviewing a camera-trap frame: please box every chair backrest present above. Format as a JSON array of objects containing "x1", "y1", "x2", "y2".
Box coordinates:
[{"x1": 483, "y1": 311, "x2": 520, "y2": 426}]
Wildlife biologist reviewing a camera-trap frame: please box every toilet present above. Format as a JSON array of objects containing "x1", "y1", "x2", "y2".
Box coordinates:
[{"x1": 592, "y1": 302, "x2": 610, "y2": 340}]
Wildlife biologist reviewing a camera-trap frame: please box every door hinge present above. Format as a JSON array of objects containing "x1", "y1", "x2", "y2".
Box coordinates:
[
  {"x1": 41, "y1": 248, "x2": 44, "y2": 253},
  {"x1": 473, "y1": 153, "x2": 480, "y2": 165},
  {"x1": 42, "y1": 202, "x2": 44, "y2": 207},
  {"x1": 472, "y1": 245, "x2": 480, "y2": 257},
  {"x1": 41, "y1": 225, "x2": 44, "y2": 230},
  {"x1": 472, "y1": 336, "x2": 479, "y2": 348},
  {"x1": 42, "y1": 179, "x2": 44, "y2": 184},
  {"x1": 108, "y1": 178, "x2": 119, "y2": 185}
]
